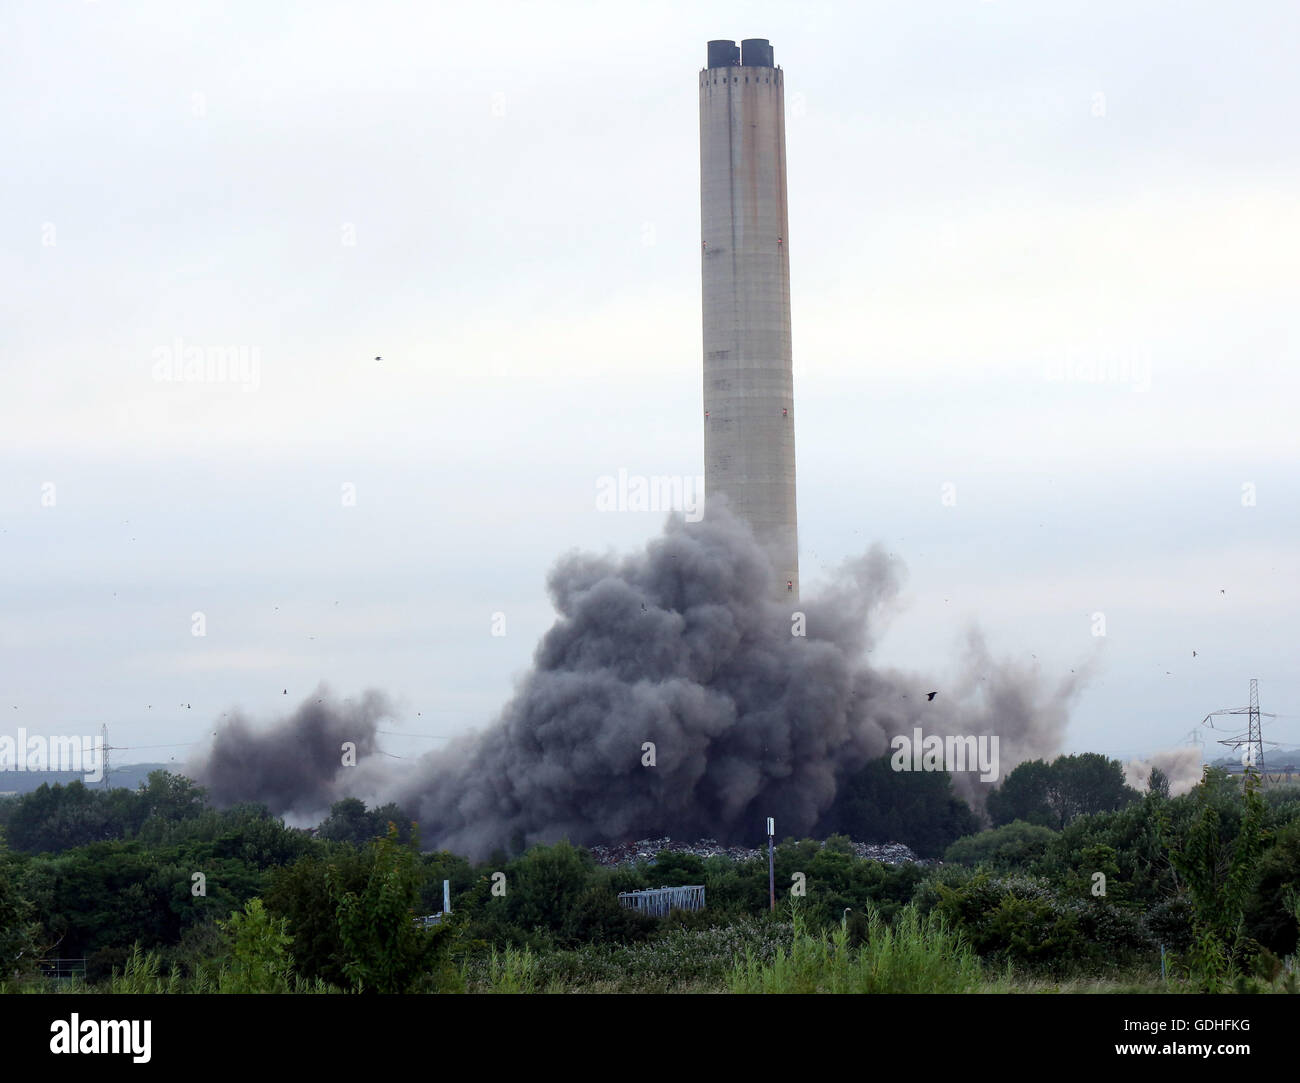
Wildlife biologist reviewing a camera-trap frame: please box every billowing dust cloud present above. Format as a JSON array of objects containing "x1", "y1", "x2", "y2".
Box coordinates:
[
  {"x1": 187, "y1": 689, "x2": 391, "y2": 818},
  {"x1": 396, "y1": 510, "x2": 1084, "y2": 858},
  {"x1": 1124, "y1": 745, "x2": 1204, "y2": 796},
  {"x1": 187, "y1": 511, "x2": 1085, "y2": 855}
]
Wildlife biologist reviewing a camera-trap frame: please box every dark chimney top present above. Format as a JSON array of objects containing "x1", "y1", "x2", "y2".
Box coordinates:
[
  {"x1": 740, "y1": 39, "x2": 774, "y2": 68},
  {"x1": 706, "y1": 38, "x2": 775, "y2": 69},
  {"x1": 706, "y1": 39, "x2": 740, "y2": 68}
]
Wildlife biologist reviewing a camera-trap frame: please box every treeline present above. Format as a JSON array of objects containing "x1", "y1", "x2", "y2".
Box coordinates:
[
  {"x1": 1, "y1": 757, "x2": 1297, "y2": 993},
  {"x1": 0, "y1": 749, "x2": 1143, "y2": 861}
]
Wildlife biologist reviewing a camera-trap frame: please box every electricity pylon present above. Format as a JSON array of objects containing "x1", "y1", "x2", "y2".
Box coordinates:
[{"x1": 1200, "y1": 678, "x2": 1275, "y2": 773}]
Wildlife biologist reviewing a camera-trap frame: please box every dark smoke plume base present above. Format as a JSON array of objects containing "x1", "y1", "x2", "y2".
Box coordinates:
[
  {"x1": 188, "y1": 510, "x2": 1084, "y2": 856},
  {"x1": 400, "y1": 509, "x2": 1083, "y2": 858},
  {"x1": 188, "y1": 689, "x2": 390, "y2": 817}
]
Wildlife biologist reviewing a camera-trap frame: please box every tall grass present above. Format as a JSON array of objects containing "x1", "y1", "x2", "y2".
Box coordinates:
[
  {"x1": 458, "y1": 917, "x2": 794, "y2": 992},
  {"x1": 17, "y1": 943, "x2": 338, "y2": 994},
  {"x1": 478, "y1": 944, "x2": 538, "y2": 993},
  {"x1": 729, "y1": 904, "x2": 981, "y2": 994}
]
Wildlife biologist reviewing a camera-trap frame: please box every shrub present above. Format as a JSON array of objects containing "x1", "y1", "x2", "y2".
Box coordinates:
[
  {"x1": 944, "y1": 821, "x2": 1057, "y2": 870},
  {"x1": 729, "y1": 904, "x2": 981, "y2": 994}
]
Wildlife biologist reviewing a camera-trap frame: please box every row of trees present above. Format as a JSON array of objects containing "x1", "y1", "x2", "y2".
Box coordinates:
[
  {"x1": 0, "y1": 751, "x2": 1143, "y2": 864},
  {"x1": 2, "y1": 757, "x2": 1297, "y2": 992},
  {"x1": 986, "y1": 752, "x2": 1142, "y2": 829},
  {"x1": 0, "y1": 777, "x2": 416, "y2": 856}
]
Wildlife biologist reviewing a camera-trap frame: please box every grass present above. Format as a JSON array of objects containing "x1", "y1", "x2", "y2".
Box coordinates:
[
  {"x1": 728, "y1": 903, "x2": 982, "y2": 994},
  {"x1": 7, "y1": 926, "x2": 1292, "y2": 995},
  {"x1": 3, "y1": 943, "x2": 337, "y2": 994},
  {"x1": 475, "y1": 944, "x2": 538, "y2": 993}
]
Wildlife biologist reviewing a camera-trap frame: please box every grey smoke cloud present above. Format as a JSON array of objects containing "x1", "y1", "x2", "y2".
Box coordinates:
[
  {"x1": 1124, "y1": 745, "x2": 1204, "y2": 796},
  {"x1": 186, "y1": 511, "x2": 1086, "y2": 852},
  {"x1": 399, "y1": 509, "x2": 1085, "y2": 858},
  {"x1": 187, "y1": 687, "x2": 391, "y2": 817}
]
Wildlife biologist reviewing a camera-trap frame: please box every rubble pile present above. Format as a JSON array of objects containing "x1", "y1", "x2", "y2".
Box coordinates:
[
  {"x1": 589, "y1": 837, "x2": 755, "y2": 866},
  {"x1": 849, "y1": 841, "x2": 918, "y2": 864},
  {"x1": 589, "y1": 837, "x2": 920, "y2": 868}
]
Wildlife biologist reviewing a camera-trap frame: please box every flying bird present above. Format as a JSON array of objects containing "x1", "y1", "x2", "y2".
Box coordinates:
[
  {"x1": 374, "y1": 356, "x2": 383, "y2": 362},
  {"x1": 926, "y1": 691, "x2": 938, "y2": 701}
]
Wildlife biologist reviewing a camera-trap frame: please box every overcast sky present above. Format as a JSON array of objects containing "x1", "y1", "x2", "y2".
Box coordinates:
[{"x1": 2, "y1": 0, "x2": 1297, "y2": 773}]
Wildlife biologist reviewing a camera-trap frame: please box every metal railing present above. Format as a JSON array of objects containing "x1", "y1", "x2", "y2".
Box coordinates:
[
  {"x1": 38, "y1": 957, "x2": 86, "y2": 981},
  {"x1": 617, "y1": 885, "x2": 706, "y2": 917}
]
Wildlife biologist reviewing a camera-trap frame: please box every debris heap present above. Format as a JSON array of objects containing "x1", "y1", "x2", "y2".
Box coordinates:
[{"x1": 589, "y1": 837, "x2": 919, "y2": 868}]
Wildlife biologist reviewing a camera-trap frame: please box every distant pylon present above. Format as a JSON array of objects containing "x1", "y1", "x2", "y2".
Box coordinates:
[
  {"x1": 1200, "y1": 678, "x2": 1274, "y2": 775},
  {"x1": 1246, "y1": 679, "x2": 1264, "y2": 773}
]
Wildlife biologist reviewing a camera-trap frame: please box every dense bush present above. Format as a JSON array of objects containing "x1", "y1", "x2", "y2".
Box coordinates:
[
  {"x1": 1244, "y1": 818, "x2": 1300, "y2": 956},
  {"x1": 461, "y1": 917, "x2": 797, "y2": 993},
  {"x1": 944, "y1": 820, "x2": 1057, "y2": 870}
]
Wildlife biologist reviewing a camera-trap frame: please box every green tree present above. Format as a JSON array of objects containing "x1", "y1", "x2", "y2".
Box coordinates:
[
  {"x1": 318, "y1": 798, "x2": 414, "y2": 846},
  {"x1": 990, "y1": 755, "x2": 1139, "y2": 831},
  {"x1": 987, "y1": 760, "x2": 1055, "y2": 828},
  {"x1": 217, "y1": 898, "x2": 294, "y2": 993},
  {"x1": 1147, "y1": 766, "x2": 1171, "y2": 799},
  {"x1": 943, "y1": 820, "x2": 1057, "y2": 870},
  {"x1": 1245, "y1": 818, "x2": 1300, "y2": 956},
  {"x1": 266, "y1": 845, "x2": 369, "y2": 986},
  {"x1": 1045, "y1": 753, "x2": 1140, "y2": 828},
  {"x1": 818, "y1": 755, "x2": 979, "y2": 858},
  {"x1": 134, "y1": 771, "x2": 207, "y2": 831},
  {"x1": 504, "y1": 840, "x2": 596, "y2": 932},
  {"x1": 330, "y1": 825, "x2": 448, "y2": 993},
  {"x1": 925, "y1": 869, "x2": 1084, "y2": 971},
  {"x1": 6, "y1": 781, "x2": 123, "y2": 853},
  {"x1": 646, "y1": 850, "x2": 705, "y2": 883},
  {"x1": 0, "y1": 840, "x2": 40, "y2": 984},
  {"x1": 1169, "y1": 768, "x2": 1269, "y2": 990},
  {"x1": 318, "y1": 798, "x2": 373, "y2": 845},
  {"x1": 561, "y1": 882, "x2": 656, "y2": 945}
]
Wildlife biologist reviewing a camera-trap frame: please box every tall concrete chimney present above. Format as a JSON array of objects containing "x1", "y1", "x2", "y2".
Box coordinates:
[{"x1": 700, "y1": 38, "x2": 799, "y2": 598}]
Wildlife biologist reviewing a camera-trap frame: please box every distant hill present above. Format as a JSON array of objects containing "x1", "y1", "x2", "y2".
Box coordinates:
[
  {"x1": 1207, "y1": 744, "x2": 1300, "y2": 778},
  {"x1": 0, "y1": 762, "x2": 177, "y2": 796}
]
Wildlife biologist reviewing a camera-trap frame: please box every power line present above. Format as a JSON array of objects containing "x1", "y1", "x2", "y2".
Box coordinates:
[{"x1": 1200, "y1": 678, "x2": 1276, "y2": 775}]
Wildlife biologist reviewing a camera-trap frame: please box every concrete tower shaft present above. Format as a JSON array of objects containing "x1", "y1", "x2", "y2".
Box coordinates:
[{"x1": 699, "y1": 38, "x2": 799, "y2": 597}]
